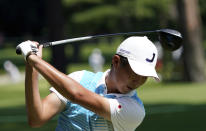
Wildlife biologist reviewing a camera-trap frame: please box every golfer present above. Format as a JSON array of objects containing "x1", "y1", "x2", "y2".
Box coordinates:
[{"x1": 17, "y1": 36, "x2": 159, "y2": 131}]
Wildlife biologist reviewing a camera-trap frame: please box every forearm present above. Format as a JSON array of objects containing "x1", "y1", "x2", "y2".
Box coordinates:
[
  {"x1": 25, "y1": 63, "x2": 44, "y2": 126},
  {"x1": 27, "y1": 55, "x2": 82, "y2": 102}
]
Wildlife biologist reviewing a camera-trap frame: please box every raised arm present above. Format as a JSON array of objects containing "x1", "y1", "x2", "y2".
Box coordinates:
[
  {"x1": 17, "y1": 41, "x2": 111, "y2": 125},
  {"x1": 24, "y1": 44, "x2": 65, "y2": 127},
  {"x1": 27, "y1": 54, "x2": 111, "y2": 120}
]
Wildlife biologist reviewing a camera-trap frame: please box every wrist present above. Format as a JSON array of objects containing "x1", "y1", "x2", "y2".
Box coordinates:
[
  {"x1": 26, "y1": 52, "x2": 36, "y2": 62},
  {"x1": 26, "y1": 54, "x2": 39, "y2": 66}
]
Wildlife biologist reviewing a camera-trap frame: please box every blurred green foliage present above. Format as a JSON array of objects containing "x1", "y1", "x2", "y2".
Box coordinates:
[
  {"x1": 61, "y1": 0, "x2": 178, "y2": 37},
  {"x1": 0, "y1": 0, "x2": 206, "y2": 80}
]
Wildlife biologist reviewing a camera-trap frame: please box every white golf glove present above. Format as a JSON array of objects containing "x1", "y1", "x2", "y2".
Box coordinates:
[{"x1": 16, "y1": 40, "x2": 38, "y2": 61}]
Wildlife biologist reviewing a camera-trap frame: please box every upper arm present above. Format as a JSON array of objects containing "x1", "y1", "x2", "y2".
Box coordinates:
[
  {"x1": 41, "y1": 92, "x2": 66, "y2": 123},
  {"x1": 108, "y1": 98, "x2": 145, "y2": 131},
  {"x1": 60, "y1": 71, "x2": 111, "y2": 120},
  {"x1": 71, "y1": 87, "x2": 111, "y2": 120},
  {"x1": 50, "y1": 85, "x2": 111, "y2": 120}
]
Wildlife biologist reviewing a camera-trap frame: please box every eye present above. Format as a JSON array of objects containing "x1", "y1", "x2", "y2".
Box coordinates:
[{"x1": 129, "y1": 74, "x2": 136, "y2": 80}]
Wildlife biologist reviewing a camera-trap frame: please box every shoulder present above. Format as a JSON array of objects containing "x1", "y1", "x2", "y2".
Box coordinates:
[
  {"x1": 68, "y1": 70, "x2": 85, "y2": 82},
  {"x1": 108, "y1": 97, "x2": 145, "y2": 130},
  {"x1": 68, "y1": 70, "x2": 103, "y2": 82},
  {"x1": 50, "y1": 70, "x2": 103, "y2": 104},
  {"x1": 49, "y1": 70, "x2": 86, "y2": 105}
]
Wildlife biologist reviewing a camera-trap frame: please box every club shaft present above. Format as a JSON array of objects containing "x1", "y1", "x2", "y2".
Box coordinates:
[
  {"x1": 42, "y1": 30, "x2": 158, "y2": 48},
  {"x1": 44, "y1": 36, "x2": 93, "y2": 47},
  {"x1": 16, "y1": 30, "x2": 158, "y2": 54}
]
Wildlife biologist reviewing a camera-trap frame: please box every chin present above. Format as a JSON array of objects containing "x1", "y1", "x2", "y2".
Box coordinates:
[{"x1": 119, "y1": 90, "x2": 130, "y2": 94}]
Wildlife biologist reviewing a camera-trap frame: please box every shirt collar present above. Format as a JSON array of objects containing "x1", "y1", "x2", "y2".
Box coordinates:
[{"x1": 96, "y1": 69, "x2": 110, "y2": 94}]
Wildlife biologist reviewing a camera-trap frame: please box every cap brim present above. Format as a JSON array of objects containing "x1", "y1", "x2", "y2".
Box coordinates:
[{"x1": 128, "y1": 59, "x2": 160, "y2": 81}]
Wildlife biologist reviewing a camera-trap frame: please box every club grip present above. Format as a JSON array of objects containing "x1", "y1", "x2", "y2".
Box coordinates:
[
  {"x1": 16, "y1": 46, "x2": 22, "y2": 55},
  {"x1": 15, "y1": 42, "x2": 52, "y2": 55},
  {"x1": 42, "y1": 42, "x2": 52, "y2": 48}
]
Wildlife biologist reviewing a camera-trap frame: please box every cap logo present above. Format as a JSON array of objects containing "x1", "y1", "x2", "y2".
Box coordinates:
[
  {"x1": 146, "y1": 53, "x2": 155, "y2": 63},
  {"x1": 120, "y1": 49, "x2": 130, "y2": 54}
]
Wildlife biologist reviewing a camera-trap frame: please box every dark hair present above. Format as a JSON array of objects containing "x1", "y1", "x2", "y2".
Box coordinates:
[
  {"x1": 110, "y1": 54, "x2": 129, "y2": 71},
  {"x1": 117, "y1": 54, "x2": 129, "y2": 67}
]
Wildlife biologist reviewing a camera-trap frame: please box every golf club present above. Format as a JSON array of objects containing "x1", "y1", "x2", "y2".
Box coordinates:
[{"x1": 16, "y1": 28, "x2": 182, "y2": 54}]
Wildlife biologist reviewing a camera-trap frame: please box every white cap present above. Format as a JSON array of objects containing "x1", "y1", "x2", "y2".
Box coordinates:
[{"x1": 116, "y1": 36, "x2": 159, "y2": 81}]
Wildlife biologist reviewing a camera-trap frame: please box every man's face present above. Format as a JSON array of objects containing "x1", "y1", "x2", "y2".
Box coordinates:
[{"x1": 114, "y1": 58, "x2": 147, "y2": 94}]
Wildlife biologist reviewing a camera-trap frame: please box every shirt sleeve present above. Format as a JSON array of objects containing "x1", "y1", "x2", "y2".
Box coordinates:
[
  {"x1": 49, "y1": 70, "x2": 84, "y2": 105},
  {"x1": 108, "y1": 97, "x2": 145, "y2": 131}
]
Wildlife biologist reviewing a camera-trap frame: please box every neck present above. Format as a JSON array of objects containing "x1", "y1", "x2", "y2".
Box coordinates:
[{"x1": 105, "y1": 71, "x2": 120, "y2": 94}]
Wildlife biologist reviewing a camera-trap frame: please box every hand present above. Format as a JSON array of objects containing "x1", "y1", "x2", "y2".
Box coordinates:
[
  {"x1": 16, "y1": 40, "x2": 38, "y2": 61},
  {"x1": 32, "y1": 41, "x2": 43, "y2": 58}
]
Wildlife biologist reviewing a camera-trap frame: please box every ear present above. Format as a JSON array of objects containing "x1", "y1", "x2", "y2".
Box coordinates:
[{"x1": 112, "y1": 55, "x2": 121, "y2": 69}]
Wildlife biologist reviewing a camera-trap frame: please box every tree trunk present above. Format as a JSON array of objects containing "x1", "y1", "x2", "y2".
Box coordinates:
[
  {"x1": 177, "y1": 0, "x2": 205, "y2": 82},
  {"x1": 45, "y1": 0, "x2": 67, "y2": 73}
]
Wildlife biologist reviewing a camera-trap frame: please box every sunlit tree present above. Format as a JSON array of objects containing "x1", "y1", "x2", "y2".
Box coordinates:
[{"x1": 177, "y1": 0, "x2": 205, "y2": 82}]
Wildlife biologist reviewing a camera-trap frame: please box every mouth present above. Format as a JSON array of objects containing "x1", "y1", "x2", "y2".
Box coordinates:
[
  {"x1": 120, "y1": 86, "x2": 133, "y2": 93},
  {"x1": 127, "y1": 86, "x2": 133, "y2": 90}
]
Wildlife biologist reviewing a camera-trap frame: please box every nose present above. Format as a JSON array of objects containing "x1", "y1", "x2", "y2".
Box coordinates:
[{"x1": 131, "y1": 79, "x2": 139, "y2": 85}]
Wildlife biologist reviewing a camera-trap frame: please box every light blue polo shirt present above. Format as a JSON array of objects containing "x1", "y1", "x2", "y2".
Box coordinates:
[{"x1": 50, "y1": 70, "x2": 145, "y2": 131}]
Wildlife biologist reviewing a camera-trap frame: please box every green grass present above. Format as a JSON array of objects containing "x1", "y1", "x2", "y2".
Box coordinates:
[
  {"x1": 0, "y1": 79, "x2": 206, "y2": 131},
  {"x1": 0, "y1": 79, "x2": 50, "y2": 108},
  {"x1": 138, "y1": 104, "x2": 206, "y2": 131},
  {"x1": 138, "y1": 80, "x2": 206, "y2": 104},
  {"x1": 137, "y1": 81, "x2": 206, "y2": 131}
]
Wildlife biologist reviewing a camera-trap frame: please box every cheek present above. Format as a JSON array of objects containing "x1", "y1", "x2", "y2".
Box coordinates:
[
  {"x1": 115, "y1": 72, "x2": 129, "y2": 86},
  {"x1": 136, "y1": 77, "x2": 147, "y2": 86},
  {"x1": 128, "y1": 77, "x2": 147, "y2": 88},
  {"x1": 113, "y1": 65, "x2": 131, "y2": 88},
  {"x1": 119, "y1": 69, "x2": 130, "y2": 79},
  {"x1": 141, "y1": 77, "x2": 147, "y2": 84}
]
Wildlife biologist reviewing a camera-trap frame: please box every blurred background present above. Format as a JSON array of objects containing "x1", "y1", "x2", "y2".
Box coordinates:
[{"x1": 0, "y1": 0, "x2": 206, "y2": 130}]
